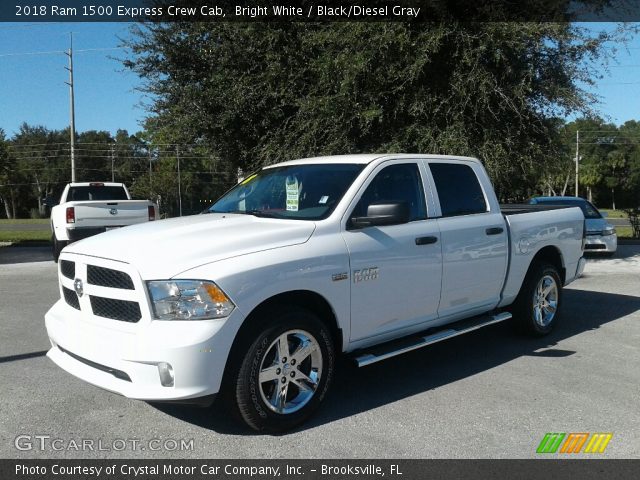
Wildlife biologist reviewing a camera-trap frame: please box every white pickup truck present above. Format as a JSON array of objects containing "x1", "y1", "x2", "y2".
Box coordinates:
[
  {"x1": 45, "y1": 154, "x2": 586, "y2": 432},
  {"x1": 50, "y1": 182, "x2": 158, "y2": 261}
]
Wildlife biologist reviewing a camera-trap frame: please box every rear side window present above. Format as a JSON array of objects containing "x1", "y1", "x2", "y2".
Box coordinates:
[
  {"x1": 67, "y1": 186, "x2": 128, "y2": 201},
  {"x1": 429, "y1": 163, "x2": 487, "y2": 216}
]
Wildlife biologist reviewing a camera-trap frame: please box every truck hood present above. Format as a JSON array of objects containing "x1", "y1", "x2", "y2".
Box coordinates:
[
  {"x1": 585, "y1": 218, "x2": 613, "y2": 234},
  {"x1": 65, "y1": 213, "x2": 316, "y2": 279}
]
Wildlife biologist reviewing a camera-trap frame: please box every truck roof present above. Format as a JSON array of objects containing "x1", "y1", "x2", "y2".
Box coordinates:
[
  {"x1": 66, "y1": 182, "x2": 126, "y2": 187},
  {"x1": 268, "y1": 153, "x2": 480, "y2": 167}
]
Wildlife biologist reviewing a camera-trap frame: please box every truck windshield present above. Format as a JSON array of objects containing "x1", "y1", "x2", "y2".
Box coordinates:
[
  {"x1": 67, "y1": 186, "x2": 128, "y2": 201},
  {"x1": 209, "y1": 163, "x2": 365, "y2": 220}
]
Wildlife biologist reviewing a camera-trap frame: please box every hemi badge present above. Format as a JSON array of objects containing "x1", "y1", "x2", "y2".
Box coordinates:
[{"x1": 332, "y1": 272, "x2": 348, "y2": 282}]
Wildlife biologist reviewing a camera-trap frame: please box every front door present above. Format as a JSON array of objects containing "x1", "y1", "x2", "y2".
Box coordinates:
[{"x1": 342, "y1": 161, "x2": 443, "y2": 342}]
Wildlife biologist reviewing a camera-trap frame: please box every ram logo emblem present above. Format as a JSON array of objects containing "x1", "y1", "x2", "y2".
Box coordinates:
[
  {"x1": 353, "y1": 267, "x2": 379, "y2": 283},
  {"x1": 73, "y1": 278, "x2": 84, "y2": 297}
]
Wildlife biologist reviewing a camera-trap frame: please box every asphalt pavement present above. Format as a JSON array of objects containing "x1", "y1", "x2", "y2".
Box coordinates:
[{"x1": 0, "y1": 247, "x2": 639, "y2": 458}]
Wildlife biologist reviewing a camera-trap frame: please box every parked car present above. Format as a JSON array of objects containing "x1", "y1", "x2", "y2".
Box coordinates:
[
  {"x1": 45, "y1": 155, "x2": 585, "y2": 432},
  {"x1": 50, "y1": 182, "x2": 159, "y2": 262},
  {"x1": 530, "y1": 196, "x2": 617, "y2": 256}
]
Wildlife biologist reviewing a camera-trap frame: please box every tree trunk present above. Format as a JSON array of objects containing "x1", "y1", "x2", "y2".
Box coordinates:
[
  {"x1": 561, "y1": 174, "x2": 570, "y2": 196},
  {"x1": 9, "y1": 189, "x2": 17, "y2": 219},
  {"x1": 34, "y1": 173, "x2": 44, "y2": 216},
  {"x1": 1, "y1": 195, "x2": 12, "y2": 219},
  {"x1": 611, "y1": 188, "x2": 616, "y2": 211}
]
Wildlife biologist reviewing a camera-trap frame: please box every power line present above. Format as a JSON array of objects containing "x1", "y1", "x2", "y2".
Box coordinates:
[
  {"x1": 0, "y1": 46, "x2": 125, "y2": 58},
  {"x1": 0, "y1": 23, "x2": 64, "y2": 30},
  {"x1": 0, "y1": 49, "x2": 64, "y2": 58}
]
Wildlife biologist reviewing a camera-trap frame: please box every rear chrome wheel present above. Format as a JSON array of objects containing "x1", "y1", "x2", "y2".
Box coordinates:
[
  {"x1": 532, "y1": 275, "x2": 558, "y2": 328},
  {"x1": 513, "y1": 261, "x2": 562, "y2": 336}
]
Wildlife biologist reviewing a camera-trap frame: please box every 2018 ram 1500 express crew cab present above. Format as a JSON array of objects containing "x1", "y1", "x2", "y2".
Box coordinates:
[{"x1": 45, "y1": 154, "x2": 586, "y2": 432}]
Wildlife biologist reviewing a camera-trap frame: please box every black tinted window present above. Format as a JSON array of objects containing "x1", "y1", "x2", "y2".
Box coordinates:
[
  {"x1": 429, "y1": 163, "x2": 487, "y2": 216},
  {"x1": 352, "y1": 163, "x2": 427, "y2": 221},
  {"x1": 67, "y1": 186, "x2": 128, "y2": 201}
]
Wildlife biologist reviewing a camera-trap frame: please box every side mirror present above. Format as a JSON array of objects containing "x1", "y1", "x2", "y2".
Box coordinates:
[
  {"x1": 600, "y1": 211, "x2": 608, "y2": 218},
  {"x1": 350, "y1": 202, "x2": 410, "y2": 229}
]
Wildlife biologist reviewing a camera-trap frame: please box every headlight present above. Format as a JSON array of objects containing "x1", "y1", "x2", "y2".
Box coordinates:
[
  {"x1": 146, "y1": 280, "x2": 235, "y2": 320},
  {"x1": 602, "y1": 226, "x2": 616, "y2": 236}
]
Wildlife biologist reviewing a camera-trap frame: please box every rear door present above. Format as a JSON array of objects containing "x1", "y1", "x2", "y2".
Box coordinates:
[
  {"x1": 425, "y1": 160, "x2": 508, "y2": 320},
  {"x1": 342, "y1": 160, "x2": 442, "y2": 343}
]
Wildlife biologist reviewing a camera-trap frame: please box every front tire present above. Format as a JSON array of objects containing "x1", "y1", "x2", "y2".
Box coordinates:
[
  {"x1": 230, "y1": 306, "x2": 335, "y2": 433},
  {"x1": 513, "y1": 262, "x2": 562, "y2": 336}
]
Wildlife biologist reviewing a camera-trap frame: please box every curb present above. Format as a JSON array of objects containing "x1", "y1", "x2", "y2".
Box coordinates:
[
  {"x1": 618, "y1": 239, "x2": 640, "y2": 245},
  {"x1": 0, "y1": 241, "x2": 52, "y2": 248}
]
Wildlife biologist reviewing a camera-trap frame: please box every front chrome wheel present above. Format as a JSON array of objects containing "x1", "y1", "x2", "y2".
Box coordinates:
[
  {"x1": 258, "y1": 329, "x2": 323, "y2": 415},
  {"x1": 532, "y1": 274, "x2": 558, "y2": 328}
]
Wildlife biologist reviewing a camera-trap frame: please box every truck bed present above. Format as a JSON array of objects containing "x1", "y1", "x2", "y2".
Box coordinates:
[
  {"x1": 498, "y1": 204, "x2": 584, "y2": 309},
  {"x1": 500, "y1": 203, "x2": 577, "y2": 216}
]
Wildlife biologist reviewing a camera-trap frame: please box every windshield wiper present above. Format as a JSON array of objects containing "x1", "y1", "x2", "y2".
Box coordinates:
[
  {"x1": 243, "y1": 209, "x2": 280, "y2": 218},
  {"x1": 206, "y1": 209, "x2": 280, "y2": 217}
]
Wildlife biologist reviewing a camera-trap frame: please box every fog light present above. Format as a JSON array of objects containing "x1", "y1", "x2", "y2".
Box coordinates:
[{"x1": 158, "y1": 362, "x2": 174, "y2": 387}]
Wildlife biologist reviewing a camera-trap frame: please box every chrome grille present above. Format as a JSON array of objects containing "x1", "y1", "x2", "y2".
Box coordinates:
[
  {"x1": 90, "y1": 296, "x2": 141, "y2": 322},
  {"x1": 87, "y1": 265, "x2": 134, "y2": 290},
  {"x1": 62, "y1": 286, "x2": 80, "y2": 310},
  {"x1": 60, "y1": 260, "x2": 75, "y2": 279}
]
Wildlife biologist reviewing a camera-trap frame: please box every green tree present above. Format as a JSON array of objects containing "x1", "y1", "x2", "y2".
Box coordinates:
[
  {"x1": 11, "y1": 124, "x2": 71, "y2": 216},
  {"x1": 0, "y1": 129, "x2": 17, "y2": 219},
  {"x1": 124, "y1": 21, "x2": 629, "y2": 199}
]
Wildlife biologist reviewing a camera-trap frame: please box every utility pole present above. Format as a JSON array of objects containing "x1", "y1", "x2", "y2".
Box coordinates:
[
  {"x1": 64, "y1": 33, "x2": 76, "y2": 182},
  {"x1": 574, "y1": 130, "x2": 579, "y2": 197},
  {"x1": 110, "y1": 144, "x2": 115, "y2": 182},
  {"x1": 177, "y1": 146, "x2": 182, "y2": 217}
]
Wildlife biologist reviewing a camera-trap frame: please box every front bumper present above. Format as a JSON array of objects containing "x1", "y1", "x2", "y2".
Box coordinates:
[
  {"x1": 584, "y1": 234, "x2": 617, "y2": 253},
  {"x1": 45, "y1": 299, "x2": 244, "y2": 402}
]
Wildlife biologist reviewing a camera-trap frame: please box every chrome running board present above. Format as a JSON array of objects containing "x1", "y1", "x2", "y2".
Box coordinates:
[{"x1": 354, "y1": 311, "x2": 512, "y2": 367}]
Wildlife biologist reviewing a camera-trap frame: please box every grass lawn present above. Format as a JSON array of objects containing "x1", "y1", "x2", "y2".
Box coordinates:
[
  {"x1": 0, "y1": 230, "x2": 51, "y2": 243},
  {"x1": 599, "y1": 209, "x2": 628, "y2": 219},
  {"x1": 616, "y1": 226, "x2": 635, "y2": 238},
  {"x1": 0, "y1": 218, "x2": 49, "y2": 225}
]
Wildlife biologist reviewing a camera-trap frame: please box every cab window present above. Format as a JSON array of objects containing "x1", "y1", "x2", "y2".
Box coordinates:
[
  {"x1": 352, "y1": 163, "x2": 427, "y2": 222},
  {"x1": 429, "y1": 163, "x2": 487, "y2": 216}
]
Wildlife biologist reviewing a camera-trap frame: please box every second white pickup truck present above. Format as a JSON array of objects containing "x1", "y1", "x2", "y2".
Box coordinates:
[
  {"x1": 45, "y1": 154, "x2": 586, "y2": 432},
  {"x1": 50, "y1": 182, "x2": 158, "y2": 262}
]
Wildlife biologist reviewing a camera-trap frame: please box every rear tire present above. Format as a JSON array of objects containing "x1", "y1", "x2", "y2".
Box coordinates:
[
  {"x1": 52, "y1": 234, "x2": 66, "y2": 263},
  {"x1": 227, "y1": 306, "x2": 335, "y2": 433},
  {"x1": 513, "y1": 262, "x2": 562, "y2": 336}
]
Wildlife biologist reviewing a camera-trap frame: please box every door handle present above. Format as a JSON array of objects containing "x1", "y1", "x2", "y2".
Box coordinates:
[
  {"x1": 486, "y1": 227, "x2": 504, "y2": 235},
  {"x1": 415, "y1": 236, "x2": 438, "y2": 245}
]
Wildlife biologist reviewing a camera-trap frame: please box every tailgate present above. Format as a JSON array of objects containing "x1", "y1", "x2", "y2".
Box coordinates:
[{"x1": 71, "y1": 200, "x2": 150, "y2": 228}]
